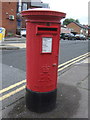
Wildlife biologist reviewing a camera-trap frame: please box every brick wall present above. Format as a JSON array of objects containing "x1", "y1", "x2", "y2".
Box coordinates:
[
  {"x1": 2, "y1": 2, "x2": 17, "y2": 36},
  {"x1": 67, "y1": 22, "x2": 81, "y2": 34}
]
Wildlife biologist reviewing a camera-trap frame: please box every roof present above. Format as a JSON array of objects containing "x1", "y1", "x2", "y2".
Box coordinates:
[{"x1": 69, "y1": 21, "x2": 88, "y2": 29}]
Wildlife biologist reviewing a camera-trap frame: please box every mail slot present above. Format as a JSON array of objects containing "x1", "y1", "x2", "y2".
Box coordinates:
[
  {"x1": 36, "y1": 25, "x2": 58, "y2": 35},
  {"x1": 21, "y1": 8, "x2": 66, "y2": 113}
]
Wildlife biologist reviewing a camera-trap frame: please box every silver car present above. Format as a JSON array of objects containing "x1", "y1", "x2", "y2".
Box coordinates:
[
  {"x1": 21, "y1": 28, "x2": 26, "y2": 37},
  {"x1": 75, "y1": 34, "x2": 86, "y2": 40}
]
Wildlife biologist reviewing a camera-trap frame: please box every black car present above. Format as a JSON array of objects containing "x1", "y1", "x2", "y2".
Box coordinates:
[{"x1": 60, "y1": 33, "x2": 75, "y2": 40}]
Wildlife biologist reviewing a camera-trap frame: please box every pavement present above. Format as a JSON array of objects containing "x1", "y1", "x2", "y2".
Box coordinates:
[
  {"x1": 1, "y1": 57, "x2": 89, "y2": 119},
  {"x1": 4, "y1": 36, "x2": 26, "y2": 41},
  {"x1": 0, "y1": 37, "x2": 26, "y2": 50}
]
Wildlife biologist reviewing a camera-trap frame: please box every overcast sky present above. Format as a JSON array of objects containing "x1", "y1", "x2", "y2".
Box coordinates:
[{"x1": 42, "y1": 0, "x2": 89, "y2": 25}]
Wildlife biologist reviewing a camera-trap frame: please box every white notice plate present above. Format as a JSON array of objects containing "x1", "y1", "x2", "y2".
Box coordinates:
[{"x1": 42, "y1": 37, "x2": 52, "y2": 53}]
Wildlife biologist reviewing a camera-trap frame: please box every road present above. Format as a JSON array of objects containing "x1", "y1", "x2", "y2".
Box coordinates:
[
  {"x1": 59, "y1": 39, "x2": 88, "y2": 64},
  {"x1": 0, "y1": 40, "x2": 88, "y2": 88},
  {"x1": 0, "y1": 39, "x2": 89, "y2": 110},
  {"x1": 2, "y1": 39, "x2": 88, "y2": 69}
]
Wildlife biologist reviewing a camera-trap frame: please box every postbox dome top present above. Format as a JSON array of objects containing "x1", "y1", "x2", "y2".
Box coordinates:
[
  {"x1": 21, "y1": 8, "x2": 66, "y2": 23},
  {"x1": 28, "y1": 8, "x2": 52, "y2": 11},
  {"x1": 27, "y1": 8, "x2": 63, "y2": 12}
]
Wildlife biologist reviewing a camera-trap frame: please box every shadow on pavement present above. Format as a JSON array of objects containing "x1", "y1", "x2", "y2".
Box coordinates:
[{"x1": 3, "y1": 83, "x2": 81, "y2": 118}]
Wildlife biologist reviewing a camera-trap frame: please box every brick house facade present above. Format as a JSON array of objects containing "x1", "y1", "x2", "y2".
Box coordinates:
[
  {"x1": 2, "y1": 2, "x2": 17, "y2": 36},
  {"x1": 67, "y1": 22, "x2": 88, "y2": 36}
]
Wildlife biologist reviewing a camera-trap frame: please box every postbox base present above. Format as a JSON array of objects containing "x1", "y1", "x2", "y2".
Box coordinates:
[{"x1": 26, "y1": 88, "x2": 57, "y2": 113}]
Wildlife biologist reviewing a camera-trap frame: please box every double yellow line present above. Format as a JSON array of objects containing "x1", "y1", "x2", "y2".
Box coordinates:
[
  {"x1": 0, "y1": 80, "x2": 26, "y2": 101},
  {"x1": 0, "y1": 52, "x2": 89, "y2": 101},
  {"x1": 58, "y1": 52, "x2": 90, "y2": 72}
]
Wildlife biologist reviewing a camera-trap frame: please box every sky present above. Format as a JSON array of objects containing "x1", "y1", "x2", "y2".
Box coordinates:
[{"x1": 42, "y1": 0, "x2": 89, "y2": 25}]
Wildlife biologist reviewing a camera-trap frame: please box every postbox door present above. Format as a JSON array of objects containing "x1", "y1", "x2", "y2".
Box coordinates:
[{"x1": 38, "y1": 34, "x2": 59, "y2": 92}]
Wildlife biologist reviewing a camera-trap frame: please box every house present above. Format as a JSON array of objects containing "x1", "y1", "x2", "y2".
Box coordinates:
[
  {"x1": 67, "y1": 21, "x2": 88, "y2": 36},
  {"x1": 1, "y1": 2, "x2": 17, "y2": 36},
  {"x1": 61, "y1": 25, "x2": 71, "y2": 33},
  {"x1": 1, "y1": 0, "x2": 49, "y2": 36}
]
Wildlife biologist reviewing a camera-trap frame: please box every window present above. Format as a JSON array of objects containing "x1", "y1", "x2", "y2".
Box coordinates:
[{"x1": 22, "y1": 3, "x2": 27, "y2": 11}]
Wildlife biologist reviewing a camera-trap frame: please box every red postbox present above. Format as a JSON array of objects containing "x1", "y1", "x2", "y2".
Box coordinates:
[{"x1": 21, "y1": 8, "x2": 66, "y2": 113}]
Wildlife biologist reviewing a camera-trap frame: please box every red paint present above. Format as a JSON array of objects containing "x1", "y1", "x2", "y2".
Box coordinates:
[{"x1": 21, "y1": 9, "x2": 66, "y2": 92}]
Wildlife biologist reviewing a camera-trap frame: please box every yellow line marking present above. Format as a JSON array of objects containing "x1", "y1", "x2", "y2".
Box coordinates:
[
  {"x1": 58, "y1": 52, "x2": 89, "y2": 68},
  {"x1": 58, "y1": 54, "x2": 89, "y2": 72},
  {"x1": 0, "y1": 52, "x2": 89, "y2": 101},
  {"x1": 0, "y1": 86, "x2": 25, "y2": 101},
  {"x1": 0, "y1": 80, "x2": 26, "y2": 94},
  {"x1": 0, "y1": 53, "x2": 89, "y2": 95}
]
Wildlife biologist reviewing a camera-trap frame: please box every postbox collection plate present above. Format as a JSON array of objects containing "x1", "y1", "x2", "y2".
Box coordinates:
[{"x1": 42, "y1": 37, "x2": 52, "y2": 53}]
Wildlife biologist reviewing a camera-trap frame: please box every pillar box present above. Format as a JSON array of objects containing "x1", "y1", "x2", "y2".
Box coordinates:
[{"x1": 21, "y1": 8, "x2": 66, "y2": 113}]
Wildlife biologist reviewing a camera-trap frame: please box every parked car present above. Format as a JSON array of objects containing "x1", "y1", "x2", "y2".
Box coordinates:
[
  {"x1": 21, "y1": 28, "x2": 26, "y2": 37},
  {"x1": 75, "y1": 34, "x2": 86, "y2": 40},
  {"x1": 60, "y1": 33, "x2": 75, "y2": 40},
  {"x1": 60, "y1": 33, "x2": 65, "y2": 39},
  {"x1": 88, "y1": 37, "x2": 90, "y2": 40}
]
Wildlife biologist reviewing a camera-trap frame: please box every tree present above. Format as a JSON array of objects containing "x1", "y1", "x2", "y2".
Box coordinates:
[
  {"x1": 63, "y1": 18, "x2": 80, "y2": 26},
  {"x1": 75, "y1": 19, "x2": 79, "y2": 23}
]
